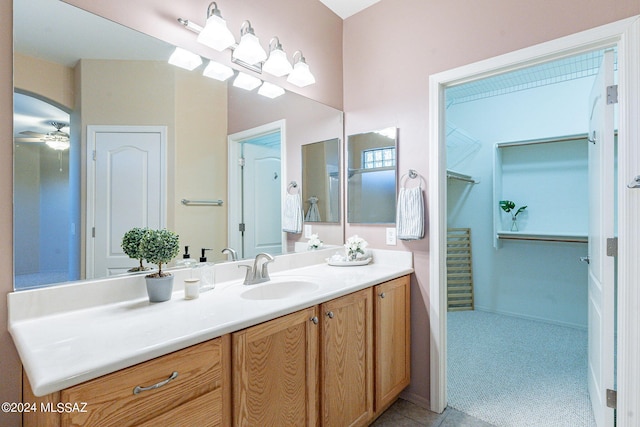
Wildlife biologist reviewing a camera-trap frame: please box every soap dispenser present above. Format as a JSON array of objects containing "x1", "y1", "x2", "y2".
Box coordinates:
[
  {"x1": 183, "y1": 246, "x2": 191, "y2": 259},
  {"x1": 200, "y1": 248, "x2": 211, "y2": 262}
]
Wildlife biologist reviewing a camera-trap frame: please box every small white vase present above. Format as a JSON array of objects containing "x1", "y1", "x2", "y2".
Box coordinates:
[{"x1": 145, "y1": 275, "x2": 174, "y2": 303}]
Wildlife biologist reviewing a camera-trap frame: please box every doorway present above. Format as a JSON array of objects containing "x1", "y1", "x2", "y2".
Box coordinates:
[
  {"x1": 228, "y1": 120, "x2": 285, "y2": 259},
  {"x1": 428, "y1": 16, "x2": 640, "y2": 426},
  {"x1": 13, "y1": 92, "x2": 73, "y2": 290},
  {"x1": 443, "y1": 50, "x2": 606, "y2": 426}
]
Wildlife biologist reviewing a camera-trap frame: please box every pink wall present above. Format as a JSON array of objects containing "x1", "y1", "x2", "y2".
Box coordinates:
[
  {"x1": 62, "y1": 0, "x2": 343, "y2": 110},
  {"x1": 343, "y1": 0, "x2": 640, "y2": 406},
  {"x1": 3, "y1": 0, "x2": 640, "y2": 421},
  {"x1": 0, "y1": 1, "x2": 22, "y2": 425}
]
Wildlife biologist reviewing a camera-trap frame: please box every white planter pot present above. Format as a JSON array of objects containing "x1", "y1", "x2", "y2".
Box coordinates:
[{"x1": 145, "y1": 275, "x2": 174, "y2": 303}]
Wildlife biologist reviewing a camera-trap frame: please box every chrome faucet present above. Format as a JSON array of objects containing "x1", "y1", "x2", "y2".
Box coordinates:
[
  {"x1": 239, "y1": 253, "x2": 275, "y2": 285},
  {"x1": 221, "y1": 247, "x2": 238, "y2": 261}
]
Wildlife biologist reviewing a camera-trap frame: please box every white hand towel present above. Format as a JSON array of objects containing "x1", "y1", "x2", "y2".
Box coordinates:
[
  {"x1": 396, "y1": 186, "x2": 425, "y2": 240},
  {"x1": 283, "y1": 193, "x2": 303, "y2": 233},
  {"x1": 305, "y1": 196, "x2": 321, "y2": 222}
]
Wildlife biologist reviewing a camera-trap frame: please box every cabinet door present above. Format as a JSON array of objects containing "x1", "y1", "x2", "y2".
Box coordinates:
[
  {"x1": 321, "y1": 288, "x2": 373, "y2": 427},
  {"x1": 233, "y1": 306, "x2": 319, "y2": 427},
  {"x1": 60, "y1": 336, "x2": 230, "y2": 427},
  {"x1": 374, "y1": 275, "x2": 411, "y2": 413}
]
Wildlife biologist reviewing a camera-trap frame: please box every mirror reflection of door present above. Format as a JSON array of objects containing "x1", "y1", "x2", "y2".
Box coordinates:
[
  {"x1": 228, "y1": 123, "x2": 283, "y2": 260},
  {"x1": 13, "y1": 92, "x2": 74, "y2": 290},
  {"x1": 87, "y1": 125, "x2": 167, "y2": 279}
]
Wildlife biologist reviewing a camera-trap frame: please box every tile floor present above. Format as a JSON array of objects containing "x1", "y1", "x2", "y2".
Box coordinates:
[{"x1": 372, "y1": 399, "x2": 497, "y2": 427}]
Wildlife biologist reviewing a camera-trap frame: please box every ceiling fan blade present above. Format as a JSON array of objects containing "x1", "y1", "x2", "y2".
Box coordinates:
[
  {"x1": 19, "y1": 130, "x2": 45, "y2": 138},
  {"x1": 14, "y1": 137, "x2": 46, "y2": 145}
]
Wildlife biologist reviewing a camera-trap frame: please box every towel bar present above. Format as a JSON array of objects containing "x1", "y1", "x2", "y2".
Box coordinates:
[{"x1": 181, "y1": 199, "x2": 223, "y2": 206}]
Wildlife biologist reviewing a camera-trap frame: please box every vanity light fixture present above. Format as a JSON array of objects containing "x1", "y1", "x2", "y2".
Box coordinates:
[
  {"x1": 262, "y1": 37, "x2": 293, "y2": 77},
  {"x1": 233, "y1": 72, "x2": 262, "y2": 91},
  {"x1": 286, "y1": 51, "x2": 316, "y2": 87},
  {"x1": 258, "y1": 81, "x2": 285, "y2": 98},
  {"x1": 203, "y1": 60, "x2": 234, "y2": 81},
  {"x1": 232, "y1": 21, "x2": 267, "y2": 66},
  {"x1": 168, "y1": 47, "x2": 203, "y2": 70},
  {"x1": 196, "y1": 2, "x2": 236, "y2": 51}
]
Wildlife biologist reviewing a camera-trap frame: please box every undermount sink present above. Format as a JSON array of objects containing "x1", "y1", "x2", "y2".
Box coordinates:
[{"x1": 240, "y1": 278, "x2": 320, "y2": 300}]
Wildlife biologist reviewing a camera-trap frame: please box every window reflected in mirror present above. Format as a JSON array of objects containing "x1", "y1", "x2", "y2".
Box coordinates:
[
  {"x1": 347, "y1": 127, "x2": 398, "y2": 224},
  {"x1": 301, "y1": 138, "x2": 340, "y2": 223}
]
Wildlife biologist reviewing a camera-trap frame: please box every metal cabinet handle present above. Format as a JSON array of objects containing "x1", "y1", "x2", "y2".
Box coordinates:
[
  {"x1": 310, "y1": 316, "x2": 319, "y2": 324},
  {"x1": 133, "y1": 371, "x2": 178, "y2": 395},
  {"x1": 326, "y1": 311, "x2": 334, "y2": 319},
  {"x1": 379, "y1": 292, "x2": 386, "y2": 299}
]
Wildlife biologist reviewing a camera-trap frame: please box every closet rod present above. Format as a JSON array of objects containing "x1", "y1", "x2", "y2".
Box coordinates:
[
  {"x1": 497, "y1": 133, "x2": 588, "y2": 148},
  {"x1": 497, "y1": 233, "x2": 587, "y2": 243}
]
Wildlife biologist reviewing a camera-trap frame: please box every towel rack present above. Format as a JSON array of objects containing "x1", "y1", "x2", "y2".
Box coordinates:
[
  {"x1": 287, "y1": 181, "x2": 299, "y2": 194},
  {"x1": 181, "y1": 199, "x2": 223, "y2": 206},
  {"x1": 400, "y1": 169, "x2": 426, "y2": 188}
]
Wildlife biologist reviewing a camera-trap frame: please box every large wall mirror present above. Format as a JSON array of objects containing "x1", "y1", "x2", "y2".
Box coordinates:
[
  {"x1": 13, "y1": 0, "x2": 343, "y2": 290},
  {"x1": 347, "y1": 127, "x2": 398, "y2": 223},
  {"x1": 301, "y1": 138, "x2": 340, "y2": 223}
]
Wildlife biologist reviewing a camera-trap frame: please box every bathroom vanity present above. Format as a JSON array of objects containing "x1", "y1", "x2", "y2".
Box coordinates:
[{"x1": 10, "y1": 248, "x2": 412, "y2": 426}]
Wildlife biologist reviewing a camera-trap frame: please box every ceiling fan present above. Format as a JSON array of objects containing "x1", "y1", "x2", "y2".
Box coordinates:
[{"x1": 16, "y1": 121, "x2": 70, "y2": 150}]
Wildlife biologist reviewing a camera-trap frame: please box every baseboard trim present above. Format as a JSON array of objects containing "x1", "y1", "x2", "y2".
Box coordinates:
[
  {"x1": 473, "y1": 306, "x2": 587, "y2": 330},
  {"x1": 399, "y1": 390, "x2": 432, "y2": 411}
]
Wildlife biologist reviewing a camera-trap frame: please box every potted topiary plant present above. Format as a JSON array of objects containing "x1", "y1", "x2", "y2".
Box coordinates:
[
  {"x1": 139, "y1": 228, "x2": 180, "y2": 302},
  {"x1": 121, "y1": 227, "x2": 150, "y2": 272}
]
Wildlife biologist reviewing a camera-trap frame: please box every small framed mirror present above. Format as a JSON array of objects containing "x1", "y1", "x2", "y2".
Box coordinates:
[
  {"x1": 301, "y1": 138, "x2": 340, "y2": 223},
  {"x1": 347, "y1": 127, "x2": 398, "y2": 223}
]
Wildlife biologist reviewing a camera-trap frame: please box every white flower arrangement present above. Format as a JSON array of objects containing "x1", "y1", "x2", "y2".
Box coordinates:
[
  {"x1": 345, "y1": 235, "x2": 368, "y2": 261},
  {"x1": 307, "y1": 233, "x2": 323, "y2": 250}
]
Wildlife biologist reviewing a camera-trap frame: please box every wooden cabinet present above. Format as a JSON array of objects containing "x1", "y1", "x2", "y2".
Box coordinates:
[
  {"x1": 321, "y1": 287, "x2": 374, "y2": 427},
  {"x1": 374, "y1": 275, "x2": 411, "y2": 414},
  {"x1": 232, "y1": 306, "x2": 319, "y2": 427},
  {"x1": 24, "y1": 275, "x2": 410, "y2": 427},
  {"x1": 23, "y1": 336, "x2": 231, "y2": 427}
]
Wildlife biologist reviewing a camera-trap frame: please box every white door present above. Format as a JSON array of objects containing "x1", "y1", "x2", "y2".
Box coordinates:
[
  {"x1": 587, "y1": 49, "x2": 616, "y2": 427},
  {"x1": 87, "y1": 126, "x2": 166, "y2": 278},
  {"x1": 242, "y1": 138, "x2": 282, "y2": 259}
]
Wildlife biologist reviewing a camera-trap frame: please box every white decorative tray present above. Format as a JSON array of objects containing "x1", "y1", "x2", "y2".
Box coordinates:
[{"x1": 326, "y1": 257, "x2": 372, "y2": 267}]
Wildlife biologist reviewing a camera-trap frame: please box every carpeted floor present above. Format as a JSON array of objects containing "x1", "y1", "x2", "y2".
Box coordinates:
[{"x1": 447, "y1": 310, "x2": 596, "y2": 427}]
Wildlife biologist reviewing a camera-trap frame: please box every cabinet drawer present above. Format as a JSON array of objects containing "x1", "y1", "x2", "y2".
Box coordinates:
[{"x1": 61, "y1": 337, "x2": 228, "y2": 427}]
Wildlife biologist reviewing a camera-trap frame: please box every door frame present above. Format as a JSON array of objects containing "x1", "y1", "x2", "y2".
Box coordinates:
[
  {"x1": 428, "y1": 15, "x2": 640, "y2": 422},
  {"x1": 227, "y1": 120, "x2": 286, "y2": 258},
  {"x1": 85, "y1": 125, "x2": 167, "y2": 279}
]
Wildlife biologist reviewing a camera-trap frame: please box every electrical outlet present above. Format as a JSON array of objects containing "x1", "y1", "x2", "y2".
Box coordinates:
[
  {"x1": 304, "y1": 224, "x2": 313, "y2": 238},
  {"x1": 386, "y1": 227, "x2": 397, "y2": 245}
]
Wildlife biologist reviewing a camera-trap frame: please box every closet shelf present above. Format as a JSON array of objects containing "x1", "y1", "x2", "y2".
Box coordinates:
[
  {"x1": 447, "y1": 169, "x2": 479, "y2": 184},
  {"x1": 497, "y1": 231, "x2": 587, "y2": 243}
]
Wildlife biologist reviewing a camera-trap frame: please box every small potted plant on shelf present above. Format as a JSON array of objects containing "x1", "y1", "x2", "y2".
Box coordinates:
[
  {"x1": 499, "y1": 200, "x2": 527, "y2": 231},
  {"x1": 139, "y1": 228, "x2": 180, "y2": 303},
  {"x1": 121, "y1": 227, "x2": 150, "y2": 272}
]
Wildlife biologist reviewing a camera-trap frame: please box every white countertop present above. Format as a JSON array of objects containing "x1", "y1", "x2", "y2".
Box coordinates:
[{"x1": 8, "y1": 248, "x2": 413, "y2": 396}]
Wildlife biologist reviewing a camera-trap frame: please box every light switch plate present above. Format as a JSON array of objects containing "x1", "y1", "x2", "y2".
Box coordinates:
[
  {"x1": 304, "y1": 224, "x2": 313, "y2": 238},
  {"x1": 386, "y1": 227, "x2": 397, "y2": 245}
]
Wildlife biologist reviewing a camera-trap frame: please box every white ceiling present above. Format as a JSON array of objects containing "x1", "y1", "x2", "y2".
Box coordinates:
[{"x1": 318, "y1": 0, "x2": 381, "y2": 19}]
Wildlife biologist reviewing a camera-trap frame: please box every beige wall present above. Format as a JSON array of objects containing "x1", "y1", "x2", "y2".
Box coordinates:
[
  {"x1": 343, "y1": 0, "x2": 640, "y2": 406},
  {"x1": 174, "y1": 69, "x2": 228, "y2": 261},
  {"x1": 14, "y1": 53, "x2": 74, "y2": 110}
]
